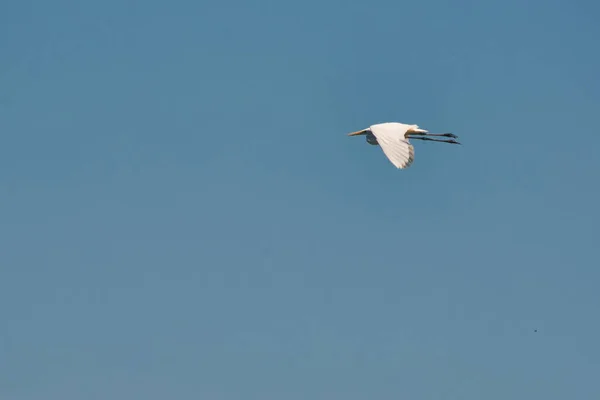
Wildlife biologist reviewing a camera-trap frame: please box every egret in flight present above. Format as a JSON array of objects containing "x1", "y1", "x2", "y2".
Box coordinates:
[{"x1": 348, "y1": 122, "x2": 460, "y2": 169}]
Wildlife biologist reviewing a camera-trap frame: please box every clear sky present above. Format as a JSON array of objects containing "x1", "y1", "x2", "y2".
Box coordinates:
[{"x1": 2, "y1": 0, "x2": 599, "y2": 398}]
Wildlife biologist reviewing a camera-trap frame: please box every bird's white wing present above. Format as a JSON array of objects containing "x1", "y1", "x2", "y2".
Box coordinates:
[{"x1": 370, "y1": 123, "x2": 415, "y2": 169}]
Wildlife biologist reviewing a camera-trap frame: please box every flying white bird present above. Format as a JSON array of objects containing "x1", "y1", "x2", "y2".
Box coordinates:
[{"x1": 348, "y1": 122, "x2": 460, "y2": 169}]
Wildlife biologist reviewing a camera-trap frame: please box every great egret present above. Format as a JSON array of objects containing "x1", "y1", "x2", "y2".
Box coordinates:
[{"x1": 348, "y1": 122, "x2": 460, "y2": 169}]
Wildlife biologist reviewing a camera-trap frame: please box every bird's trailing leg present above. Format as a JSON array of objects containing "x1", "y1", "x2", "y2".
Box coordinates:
[
  {"x1": 407, "y1": 129, "x2": 458, "y2": 139},
  {"x1": 409, "y1": 136, "x2": 461, "y2": 145}
]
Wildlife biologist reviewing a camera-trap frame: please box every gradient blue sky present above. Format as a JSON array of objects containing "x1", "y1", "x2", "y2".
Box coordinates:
[{"x1": 2, "y1": 0, "x2": 599, "y2": 398}]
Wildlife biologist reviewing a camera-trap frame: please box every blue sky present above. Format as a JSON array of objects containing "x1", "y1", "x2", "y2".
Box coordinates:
[{"x1": 1, "y1": 0, "x2": 599, "y2": 398}]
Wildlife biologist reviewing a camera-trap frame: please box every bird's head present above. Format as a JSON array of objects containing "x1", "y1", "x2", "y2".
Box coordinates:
[
  {"x1": 347, "y1": 128, "x2": 369, "y2": 136},
  {"x1": 348, "y1": 128, "x2": 378, "y2": 145}
]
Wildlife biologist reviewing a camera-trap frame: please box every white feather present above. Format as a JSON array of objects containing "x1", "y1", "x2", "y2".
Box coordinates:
[{"x1": 370, "y1": 123, "x2": 415, "y2": 169}]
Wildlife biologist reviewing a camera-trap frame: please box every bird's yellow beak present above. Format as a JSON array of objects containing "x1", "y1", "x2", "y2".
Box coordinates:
[{"x1": 348, "y1": 129, "x2": 366, "y2": 136}]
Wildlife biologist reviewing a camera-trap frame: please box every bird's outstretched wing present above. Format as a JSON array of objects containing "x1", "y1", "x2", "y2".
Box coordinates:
[{"x1": 370, "y1": 123, "x2": 415, "y2": 169}]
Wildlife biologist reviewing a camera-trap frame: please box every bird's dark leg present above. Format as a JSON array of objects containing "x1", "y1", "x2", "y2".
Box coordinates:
[
  {"x1": 409, "y1": 136, "x2": 461, "y2": 145},
  {"x1": 409, "y1": 131, "x2": 458, "y2": 139}
]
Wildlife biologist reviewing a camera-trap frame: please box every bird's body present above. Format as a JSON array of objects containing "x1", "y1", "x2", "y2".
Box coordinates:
[{"x1": 348, "y1": 122, "x2": 460, "y2": 169}]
